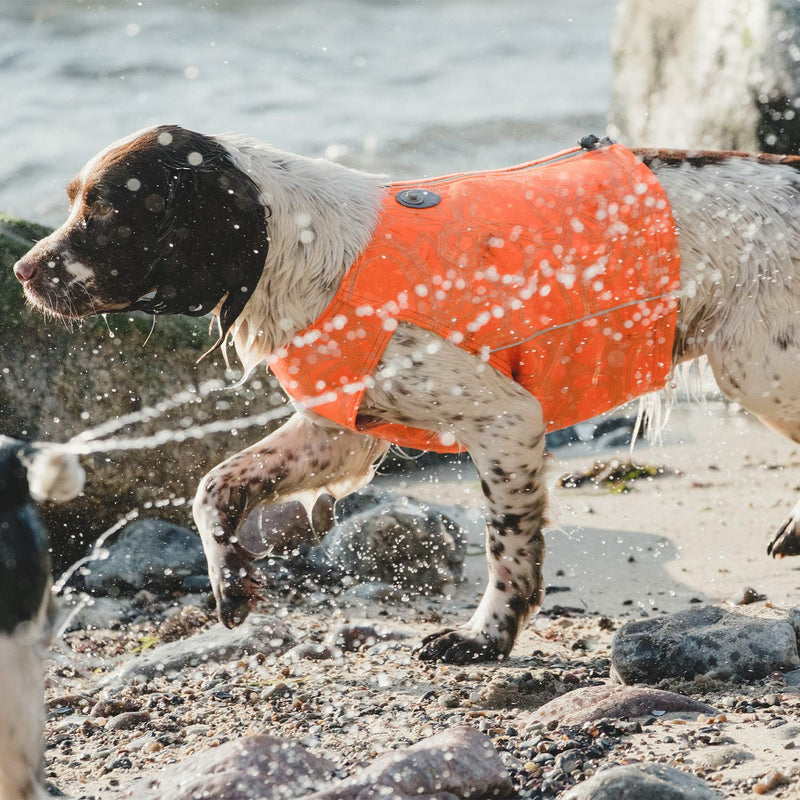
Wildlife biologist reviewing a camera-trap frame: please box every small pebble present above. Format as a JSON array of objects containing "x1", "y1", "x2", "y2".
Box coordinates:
[
  {"x1": 439, "y1": 694, "x2": 460, "y2": 709},
  {"x1": 106, "y1": 711, "x2": 151, "y2": 732},
  {"x1": 754, "y1": 770, "x2": 786, "y2": 794}
]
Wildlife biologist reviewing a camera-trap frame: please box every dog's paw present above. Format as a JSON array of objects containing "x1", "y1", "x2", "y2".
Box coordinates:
[
  {"x1": 768, "y1": 515, "x2": 800, "y2": 558},
  {"x1": 417, "y1": 628, "x2": 504, "y2": 664},
  {"x1": 212, "y1": 556, "x2": 264, "y2": 628}
]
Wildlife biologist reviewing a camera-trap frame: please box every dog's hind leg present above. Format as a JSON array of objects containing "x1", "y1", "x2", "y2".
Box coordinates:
[
  {"x1": 752, "y1": 415, "x2": 800, "y2": 558},
  {"x1": 363, "y1": 324, "x2": 548, "y2": 663},
  {"x1": 193, "y1": 412, "x2": 388, "y2": 627},
  {"x1": 417, "y1": 410, "x2": 547, "y2": 663}
]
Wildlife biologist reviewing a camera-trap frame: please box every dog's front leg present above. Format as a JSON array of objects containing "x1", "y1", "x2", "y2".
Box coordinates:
[
  {"x1": 193, "y1": 412, "x2": 388, "y2": 627},
  {"x1": 363, "y1": 324, "x2": 548, "y2": 663}
]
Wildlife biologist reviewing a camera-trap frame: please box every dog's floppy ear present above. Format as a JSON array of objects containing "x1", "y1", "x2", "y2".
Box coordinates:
[{"x1": 131, "y1": 125, "x2": 269, "y2": 349}]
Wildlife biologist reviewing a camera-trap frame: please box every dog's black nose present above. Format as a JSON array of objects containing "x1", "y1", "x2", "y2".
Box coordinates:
[{"x1": 13, "y1": 256, "x2": 36, "y2": 283}]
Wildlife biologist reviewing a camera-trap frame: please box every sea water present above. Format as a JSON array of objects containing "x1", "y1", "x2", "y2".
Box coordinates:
[{"x1": 0, "y1": 0, "x2": 615, "y2": 226}]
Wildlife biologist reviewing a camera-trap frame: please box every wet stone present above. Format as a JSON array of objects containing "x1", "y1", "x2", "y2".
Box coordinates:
[
  {"x1": 285, "y1": 643, "x2": 337, "y2": 661},
  {"x1": 308, "y1": 493, "x2": 467, "y2": 594},
  {"x1": 90, "y1": 699, "x2": 139, "y2": 718},
  {"x1": 81, "y1": 519, "x2": 207, "y2": 597},
  {"x1": 102, "y1": 614, "x2": 293, "y2": 687},
  {"x1": 341, "y1": 581, "x2": 403, "y2": 602},
  {"x1": 532, "y1": 685, "x2": 717, "y2": 726},
  {"x1": 106, "y1": 711, "x2": 151, "y2": 732},
  {"x1": 324, "y1": 622, "x2": 407, "y2": 652},
  {"x1": 301, "y1": 726, "x2": 511, "y2": 800},
  {"x1": 611, "y1": 604, "x2": 800, "y2": 683},
  {"x1": 472, "y1": 670, "x2": 569, "y2": 710},
  {"x1": 113, "y1": 734, "x2": 334, "y2": 799},
  {"x1": 563, "y1": 763, "x2": 723, "y2": 800}
]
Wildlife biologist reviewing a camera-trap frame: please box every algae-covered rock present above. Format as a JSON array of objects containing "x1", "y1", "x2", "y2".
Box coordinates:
[{"x1": 0, "y1": 213, "x2": 284, "y2": 567}]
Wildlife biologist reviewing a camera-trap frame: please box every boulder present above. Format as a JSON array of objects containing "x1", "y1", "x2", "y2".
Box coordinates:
[
  {"x1": 611, "y1": 604, "x2": 800, "y2": 683},
  {"x1": 0, "y1": 214, "x2": 284, "y2": 568},
  {"x1": 80, "y1": 518, "x2": 208, "y2": 596},
  {"x1": 115, "y1": 734, "x2": 333, "y2": 800},
  {"x1": 611, "y1": 0, "x2": 800, "y2": 153},
  {"x1": 300, "y1": 727, "x2": 512, "y2": 800},
  {"x1": 308, "y1": 494, "x2": 467, "y2": 594},
  {"x1": 115, "y1": 727, "x2": 511, "y2": 800},
  {"x1": 563, "y1": 763, "x2": 722, "y2": 800}
]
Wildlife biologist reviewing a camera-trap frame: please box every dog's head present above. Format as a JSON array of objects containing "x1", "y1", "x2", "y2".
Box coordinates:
[{"x1": 13, "y1": 125, "x2": 269, "y2": 340}]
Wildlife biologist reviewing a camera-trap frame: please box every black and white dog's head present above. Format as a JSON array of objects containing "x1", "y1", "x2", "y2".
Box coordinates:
[
  {"x1": 0, "y1": 443, "x2": 51, "y2": 636},
  {"x1": 0, "y1": 438, "x2": 84, "y2": 634},
  {"x1": 13, "y1": 125, "x2": 269, "y2": 342},
  {"x1": 0, "y1": 439, "x2": 84, "y2": 800}
]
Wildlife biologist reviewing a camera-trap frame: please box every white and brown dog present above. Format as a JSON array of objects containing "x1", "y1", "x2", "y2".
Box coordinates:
[{"x1": 13, "y1": 124, "x2": 800, "y2": 664}]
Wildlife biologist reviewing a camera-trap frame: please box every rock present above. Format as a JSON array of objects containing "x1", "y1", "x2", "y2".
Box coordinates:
[
  {"x1": 324, "y1": 622, "x2": 408, "y2": 652},
  {"x1": 472, "y1": 670, "x2": 569, "y2": 710},
  {"x1": 114, "y1": 734, "x2": 334, "y2": 799},
  {"x1": 754, "y1": 770, "x2": 789, "y2": 794},
  {"x1": 341, "y1": 582, "x2": 404, "y2": 602},
  {"x1": 332, "y1": 487, "x2": 402, "y2": 518},
  {"x1": 90, "y1": 699, "x2": 139, "y2": 718},
  {"x1": 729, "y1": 586, "x2": 767, "y2": 605},
  {"x1": 285, "y1": 643, "x2": 337, "y2": 662},
  {"x1": 105, "y1": 711, "x2": 151, "y2": 732},
  {"x1": 114, "y1": 727, "x2": 509, "y2": 800},
  {"x1": 157, "y1": 605, "x2": 210, "y2": 642},
  {"x1": 0, "y1": 213, "x2": 283, "y2": 569},
  {"x1": 81, "y1": 519, "x2": 207, "y2": 597},
  {"x1": 299, "y1": 726, "x2": 512, "y2": 800},
  {"x1": 692, "y1": 745, "x2": 754, "y2": 770},
  {"x1": 610, "y1": 0, "x2": 800, "y2": 153},
  {"x1": 58, "y1": 595, "x2": 127, "y2": 632},
  {"x1": 309, "y1": 494, "x2": 467, "y2": 594},
  {"x1": 236, "y1": 495, "x2": 336, "y2": 555},
  {"x1": 102, "y1": 613, "x2": 292, "y2": 686},
  {"x1": 563, "y1": 763, "x2": 722, "y2": 800},
  {"x1": 784, "y1": 669, "x2": 800, "y2": 686},
  {"x1": 531, "y1": 685, "x2": 717, "y2": 726},
  {"x1": 611, "y1": 604, "x2": 800, "y2": 683},
  {"x1": 46, "y1": 694, "x2": 93, "y2": 713}
]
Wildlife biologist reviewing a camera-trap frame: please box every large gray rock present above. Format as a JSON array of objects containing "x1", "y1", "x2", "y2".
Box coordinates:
[
  {"x1": 611, "y1": 604, "x2": 800, "y2": 684},
  {"x1": 300, "y1": 727, "x2": 512, "y2": 800},
  {"x1": 611, "y1": 0, "x2": 800, "y2": 153},
  {"x1": 563, "y1": 763, "x2": 722, "y2": 800},
  {"x1": 116, "y1": 727, "x2": 510, "y2": 800},
  {"x1": 0, "y1": 214, "x2": 283, "y2": 568},
  {"x1": 82, "y1": 519, "x2": 207, "y2": 596},
  {"x1": 115, "y1": 734, "x2": 333, "y2": 800},
  {"x1": 309, "y1": 494, "x2": 467, "y2": 594},
  {"x1": 102, "y1": 613, "x2": 292, "y2": 686}
]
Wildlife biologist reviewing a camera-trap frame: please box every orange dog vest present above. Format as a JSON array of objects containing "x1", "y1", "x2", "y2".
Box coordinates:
[{"x1": 270, "y1": 143, "x2": 680, "y2": 453}]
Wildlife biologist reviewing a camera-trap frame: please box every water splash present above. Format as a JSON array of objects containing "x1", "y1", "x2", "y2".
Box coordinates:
[
  {"x1": 52, "y1": 508, "x2": 141, "y2": 596},
  {"x1": 70, "y1": 379, "x2": 228, "y2": 444}
]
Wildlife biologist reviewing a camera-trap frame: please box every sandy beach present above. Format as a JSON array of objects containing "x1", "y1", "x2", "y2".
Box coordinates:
[{"x1": 41, "y1": 399, "x2": 800, "y2": 798}]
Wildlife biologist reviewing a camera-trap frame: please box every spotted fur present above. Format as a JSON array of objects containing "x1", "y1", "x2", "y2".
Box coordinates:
[{"x1": 15, "y1": 127, "x2": 800, "y2": 664}]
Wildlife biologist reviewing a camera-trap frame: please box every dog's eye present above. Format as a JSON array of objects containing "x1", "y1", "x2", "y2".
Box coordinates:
[{"x1": 92, "y1": 200, "x2": 114, "y2": 218}]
